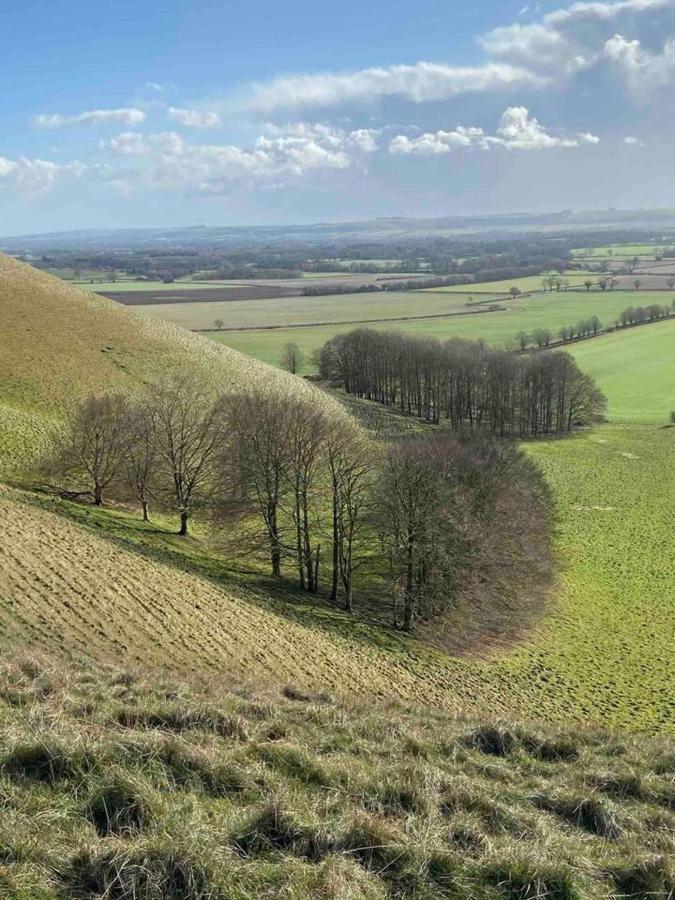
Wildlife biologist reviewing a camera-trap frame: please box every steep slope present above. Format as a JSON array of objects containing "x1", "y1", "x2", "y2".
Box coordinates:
[{"x1": 0, "y1": 253, "x2": 337, "y2": 472}]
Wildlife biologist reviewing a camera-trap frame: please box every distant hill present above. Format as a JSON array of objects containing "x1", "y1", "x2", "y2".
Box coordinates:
[{"x1": 3, "y1": 208, "x2": 675, "y2": 249}]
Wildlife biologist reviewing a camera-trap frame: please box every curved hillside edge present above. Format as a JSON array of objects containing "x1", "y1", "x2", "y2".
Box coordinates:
[
  {"x1": 0, "y1": 253, "x2": 346, "y2": 471},
  {"x1": 0, "y1": 485, "x2": 465, "y2": 707}
]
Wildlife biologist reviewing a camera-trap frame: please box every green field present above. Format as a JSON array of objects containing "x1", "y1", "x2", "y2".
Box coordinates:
[
  {"x1": 424, "y1": 271, "x2": 602, "y2": 294},
  {"x1": 135, "y1": 290, "x2": 492, "y2": 331},
  {"x1": 209, "y1": 289, "x2": 671, "y2": 371},
  {"x1": 572, "y1": 243, "x2": 666, "y2": 259},
  {"x1": 569, "y1": 319, "x2": 675, "y2": 423}
]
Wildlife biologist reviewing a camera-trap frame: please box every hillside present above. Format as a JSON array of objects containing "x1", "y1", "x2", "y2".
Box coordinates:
[
  {"x1": 0, "y1": 652, "x2": 672, "y2": 900},
  {"x1": 0, "y1": 253, "x2": 339, "y2": 473}
]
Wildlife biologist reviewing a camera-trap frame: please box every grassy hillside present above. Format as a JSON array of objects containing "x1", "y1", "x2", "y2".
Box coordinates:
[
  {"x1": 1, "y1": 424, "x2": 672, "y2": 734},
  {"x1": 569, "y1": 319, "x2": 675, "y2": 422},
  {"x1": 0, "y1": 653, "x2": 672, "y2": 900},
  {"x1": 0, "y1": 254, "x2": 340, "y2": 474}
]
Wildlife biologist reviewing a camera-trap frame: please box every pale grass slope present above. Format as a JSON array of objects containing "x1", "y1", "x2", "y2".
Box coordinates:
[
  {"x1": 0, "y1": 253, "x2": 340, "y2": 472},
  {"x1": 0, "y1": 485, "x2": 462, "y2": 707}
]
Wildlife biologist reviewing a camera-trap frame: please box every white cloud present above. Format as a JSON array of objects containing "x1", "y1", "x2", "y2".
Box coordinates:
[
  {"x1": 624, "y1": 134, "x2": 646, "y2": 144},
  {"x1": 33, "y1": 107, "x2": 146, "y2": 129},
  {"x1": 167, "y1": 107, "x2": 222, "y2": 128},
  {"x1": 480, "y1": 0, "x2": 674, "y2": 85},
  {"x1": 578, "y1": 130, "x2": 601, "y2": 143},
  {"x1": 244, "y1": 61, "x2": 547, "y2": 112},
  {"x1": 99, "y1": 123, "x2": 379, "y2": 192},
  {"x1": 0, "y1": 155, "x2": 83, "y2": 191},
  {"x1": 604, "y1": 33, "x2": 675, "y2": 92},
  {"x1": 389, "y1": 106, "x2": 595, "y2": 155}
]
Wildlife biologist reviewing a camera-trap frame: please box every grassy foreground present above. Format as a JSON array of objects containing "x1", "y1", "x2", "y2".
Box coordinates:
[{"x1": 0, "y1": 653, "x2": 672, "y2": 900}]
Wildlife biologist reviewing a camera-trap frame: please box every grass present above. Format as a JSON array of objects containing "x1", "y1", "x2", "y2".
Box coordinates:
[
  {"x1": 1, "y1": 420, "x2": 672, "y2": 734},
  {"x1": 133, "y1": 290, "x2": 486, "y2": 331},
  {"x1": 208, "y1": 289, "x2": 672, "y2": 375},
  {"x1": 572, "y1": 243, "x2": 666, "y2": 258},
  {"x1": 0, "y1": 652, "x2": 671, "y2": 899},
  {"x1": 568, "y1": 319, "x2": 675, "y2": 422}
]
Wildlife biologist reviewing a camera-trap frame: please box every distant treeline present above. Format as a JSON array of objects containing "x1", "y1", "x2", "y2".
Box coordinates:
[
  {"x1": 319, "y1": 329, "x2": 606, "y2": 436},
  {"x1": 302, "y1": 266, "x2": 546, "y2": 296}
]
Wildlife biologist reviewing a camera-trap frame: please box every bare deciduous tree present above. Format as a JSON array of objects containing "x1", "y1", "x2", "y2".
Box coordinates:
[
  {"x1": 325, "y1": 425, "x2": 373, "y2": 610},
  {"x1": 50, "y1": 393, "x2": 130, "y2": 506},
  {"x1": 280, "y1": 342, "x2": 305, "y2": 375},
  {"x1": 148, "y1": 376, "x2": 223, "y2": 536}
]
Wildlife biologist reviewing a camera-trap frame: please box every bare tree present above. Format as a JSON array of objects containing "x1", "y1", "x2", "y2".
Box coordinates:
[
  {"x1": 227, "y1": 390, "x2": 294, "y2": 576},
  {"x1": 633, "y1": 278, "x2": 642, "y2": 291},
  {"x1": 280, "y1": 342, "x2": 305, "y2": 375},
  {"x1": 287, "y1": 402, "x2": 327, "y2": 592},
  {"x1": 325, "y1": 425, "x2": 373, "y2": 610},
  {"x1": 515, "y1": 331, "x2": 530, "y2": 351},
  {"x1": 584, "y1": 279, "x2": 593, "y2": 291},
  {"x1": 49, "y1": 394, "x2": 130, "y2": 506},
  {"x1": 122, "y1": 402, "x2": 157, "y2": 521},
  {"x1": 148, "y1": 376, "x2": 223, "y2": 536},
  {"x1": 214, "y1": 318, "x2": 224, "y2": 331}
]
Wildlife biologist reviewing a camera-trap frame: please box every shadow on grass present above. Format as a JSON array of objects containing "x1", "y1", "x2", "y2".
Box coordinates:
[{"x1": 19, "y1": 487, "x2": 430, "y2": 661}]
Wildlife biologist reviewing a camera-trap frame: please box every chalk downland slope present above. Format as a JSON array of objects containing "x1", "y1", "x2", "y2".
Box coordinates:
[
  {"x1": 0, "y1": 653, "x2": 672, "y2": 900},
  {"x1": 0, "y1": 253, "x2": 338, "y2": 473}
]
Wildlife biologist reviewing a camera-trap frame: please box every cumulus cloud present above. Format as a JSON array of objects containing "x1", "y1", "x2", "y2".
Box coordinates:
[
  {"x1": 99, "y1": 123, "x2": 379, "y2": 192},
  {"x1": 244, "y1": 61, "x2": 547, "y2": 112},
  {"x1": 389, "y1": 107, "x2": 597, "y2": 155},
  {"x1": 0, "y1": 155, "x2": 83, "y2": 191},
  {"x1": 480, "y1": 0, "x2": 675, "y2": 87},
  {"x1": 33, "y1": 107, "x2": 146, "y2": 129},
  {"x1": 167, "y1": 107, "x2": 222, "y2": 128},
  {"x1": 604, "y1": 33, "x2": 675, "y2": 92}
]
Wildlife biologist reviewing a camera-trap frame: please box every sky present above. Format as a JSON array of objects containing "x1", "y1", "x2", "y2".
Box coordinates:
[{"x1": 1, "y1": 0, "x2": 674, "y2": 234}]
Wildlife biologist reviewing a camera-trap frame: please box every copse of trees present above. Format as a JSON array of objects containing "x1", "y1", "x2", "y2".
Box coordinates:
[
  {"x1": 319, "y1": 329, "x2": 606, "y2": 436},
  {"x1": 44, "y1": 376, "x2": 553, "y2": 632},
  {"x1": 617, "y1": 302, "x2": 672, "y2": 327}
]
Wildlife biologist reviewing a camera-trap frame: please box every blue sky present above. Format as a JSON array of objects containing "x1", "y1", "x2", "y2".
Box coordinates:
[{"x1": 1, "y1": 0, "x2": 673, "y2": 233}]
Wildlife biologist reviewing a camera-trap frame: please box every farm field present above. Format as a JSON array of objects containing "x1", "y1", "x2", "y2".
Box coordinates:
[
  {"x1": 134, "y1": 290, "x2": 501, "y2": 331},
  {"x1": 424, "y1": 271, "x2": 601, "y2": 293},
  {"x1": 209, "y1": 289, "x2": 671, "y2": 370},
  {"x1": 569, "y1": 318, "x2": 675, "y2": 423},
  {"x1": 572, "y1": 243, "x2": 666, "y2": 258}
]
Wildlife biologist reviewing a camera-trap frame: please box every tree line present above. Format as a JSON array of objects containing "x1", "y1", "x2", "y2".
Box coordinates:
[
  {"x1": 319, "y1": 329, "x2": 606, "y2": 436},
  {"x1": 42, "y1": 376, "x2": 550, "y2": 632}
]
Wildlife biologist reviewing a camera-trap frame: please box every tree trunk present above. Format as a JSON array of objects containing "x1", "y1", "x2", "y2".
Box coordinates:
[
  {"x1": 179, "y1": 510, "x2": 189, "y2": 536},
  {"x1": 403, "y1": 532, "x2": 415, "y2": 632},
  {"x1": 313, "y1": 544, "x2": 320, "y2": 594},
  {"x1": 269, "y1": 503, "x2": 281, "y2": 577},
  {"x1": 330, "y1": 494, "x2": 339, "y2": 602},
  {"x1": 94, "y1": 483, "x2": 103, "y2": 507},
  {"x1": 141, "y1": 500, "x2": 149, "y2": 522}
]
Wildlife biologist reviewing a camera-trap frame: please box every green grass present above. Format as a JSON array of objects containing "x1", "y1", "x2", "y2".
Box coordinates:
[
  {"x1": 423, "y1": 271, "x2": 601, "y2": 294},
  {"x1": 209, "y1": 290, "x2": 670, "y2": 374},
  {"x1": 134, "y1": 290, "x2": 486, "y2": 331},
  {"x1": 572, "y1": 243, "x2": 665, "y2": 258},
  {"x1": 569, "y1": 319, "x2": 675, "y2": 423},
  {"x1": 0, "y1": 652, "x2": 671, "y2": 899}
]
